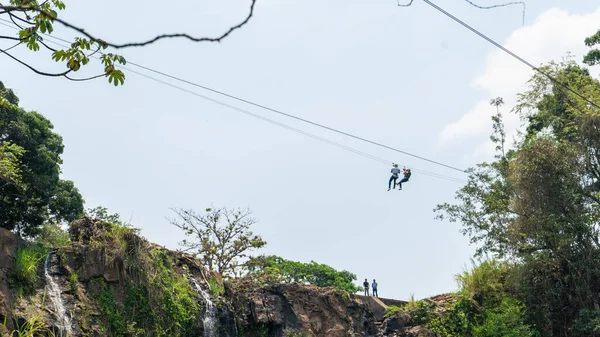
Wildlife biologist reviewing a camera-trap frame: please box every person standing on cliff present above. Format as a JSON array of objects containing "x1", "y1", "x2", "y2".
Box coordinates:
[
  {"x1": 372, "y1": 279, "x2": 378, "y2": 297},
  {"x1": 363, "y1": 279, "x2": 370, "y2": 296}
]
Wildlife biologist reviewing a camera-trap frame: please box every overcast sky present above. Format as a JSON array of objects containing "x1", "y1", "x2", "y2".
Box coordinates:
[{"x1": 1, "y1": 0, "x2": 600, "y2": 300}]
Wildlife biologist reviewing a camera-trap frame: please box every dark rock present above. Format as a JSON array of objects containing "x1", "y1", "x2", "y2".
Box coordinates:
[
  {"x1": 232, "y1": 283, "x2": 378, "y2": 337},
  {"x1": 382, "y1": 311, "x2": 411, "y2": 335},
  {"x1": 68, "y1": 218, "x2": 111, "y2": 243},
  {"x1": 0, "y1": 228, "x2": 24, "y2": 330},
  {"x1": 61, "y1": 244, "x2": 123, "y2": 283}
]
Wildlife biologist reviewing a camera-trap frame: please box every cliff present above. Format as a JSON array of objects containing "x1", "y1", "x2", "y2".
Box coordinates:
[{"x1": 0, "y1": 221, "x2": 439, "y2": 337}]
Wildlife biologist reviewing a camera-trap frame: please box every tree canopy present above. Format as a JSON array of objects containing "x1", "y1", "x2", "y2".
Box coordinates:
[
  {"x1": 0, "y1": 80, "x2": 83, "y2": 236},
  {"x1": 245, "y1": 255, "x2": 363, "y2": 293},
  {"x1": 435, "y1": 36, "x2": 600, "y2": 336}
]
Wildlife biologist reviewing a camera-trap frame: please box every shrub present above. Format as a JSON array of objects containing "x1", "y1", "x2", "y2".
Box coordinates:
[
  {"x1": 209, "y1": 275, "x2": 225, "y2": 298},
  {"x1": 472, "y1": 298, "x2": 537, "y2": 337},
  {"x1": 384, "y1": 305, "x2": 403, "y2": 318}
]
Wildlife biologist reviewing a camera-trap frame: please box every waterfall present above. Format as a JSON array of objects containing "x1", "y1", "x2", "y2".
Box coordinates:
[
  {"x1": 44, "y1": 252, "x2": 72, "y2": 337},
  {"x1": 191, "y1": 279, "x2": 218, "y2": 337}
]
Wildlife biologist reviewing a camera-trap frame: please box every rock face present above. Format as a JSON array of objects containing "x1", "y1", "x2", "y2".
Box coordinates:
[
  {"x1": 231, "y1": 282, "x2": 378, "y2": 337},
  {"x1": 0, "y1": 228, "x2": 24, "y2": 329}
]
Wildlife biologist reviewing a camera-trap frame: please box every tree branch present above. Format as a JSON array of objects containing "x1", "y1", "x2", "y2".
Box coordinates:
[
  {"x1": 38, "y1": 39, "x2": 58, "y2": 52},
  {"x1": 0, "y1": 47, "x2": 71, "y2": 77},
  {"x1": 1, "y1": 0, "x2": 256, "y2": 49},
  {"x1": 1, "y1": 41, "x2": 21, "y2": 52},
  {"x1": 0, "y1": 34, "x2": 20, "y2": 41},
  {"x1": 8, "y1": 12, "x2": 25, "y2": 30},
  {"x1": 462, "y1": 0, "x2": 526, "y2": 25},
  {"x1": 64, "y1": 73, "x2": 105, "y2": 81}
]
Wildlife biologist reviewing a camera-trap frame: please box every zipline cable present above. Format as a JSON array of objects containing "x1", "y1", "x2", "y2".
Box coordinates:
[
  {"x1": 0, "y1": 23, "x2": 467, "y2": 184},
  {"x1": 0, "y1": 18, "x2": 469, "y2": 174}
]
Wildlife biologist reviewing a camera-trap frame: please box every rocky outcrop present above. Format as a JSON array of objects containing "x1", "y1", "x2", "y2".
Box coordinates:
[
  {"x1": 231, "y1": 282, "x2": 378, "y2": 337},
  {"x1": 0, "y1": 224, "x2": 441, "y2": 337},
  {"x1": 0, "y1": 229, "x2": 24, "y2": 329}
]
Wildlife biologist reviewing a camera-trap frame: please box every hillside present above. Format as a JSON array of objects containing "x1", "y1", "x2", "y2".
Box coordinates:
[{"x1": 0, "y1": 218, "x2": 442, "y2": 337}]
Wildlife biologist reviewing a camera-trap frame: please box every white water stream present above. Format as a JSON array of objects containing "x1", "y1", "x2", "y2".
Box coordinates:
[
  {"x1": 44, "y1": 252, "x2": 72, "y2": 337},
  {"x1": 192, "y1": 279, "x2": 217, "y2": 337}
]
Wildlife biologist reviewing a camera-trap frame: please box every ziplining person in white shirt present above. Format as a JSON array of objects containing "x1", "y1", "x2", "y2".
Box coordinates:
[{"x1": 388, "y1": 163, "x2": 401, "y2": 191}]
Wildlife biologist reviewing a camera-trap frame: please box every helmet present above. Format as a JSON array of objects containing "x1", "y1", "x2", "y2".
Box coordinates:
[{"x1": 393, "y1": 163, "x2": 398, "y2": 167}]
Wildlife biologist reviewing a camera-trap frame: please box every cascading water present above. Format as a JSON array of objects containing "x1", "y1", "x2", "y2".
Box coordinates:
[
  {"x1": 191, "y1": 279, "x2": 218, "y2": 337},
  {"x1": 44, "y1": 252, "x2": 72, "y2": 337}
]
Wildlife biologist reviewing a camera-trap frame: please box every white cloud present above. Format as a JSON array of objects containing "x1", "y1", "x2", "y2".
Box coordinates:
[{"x1": 439, "y1": 7, "x2": 600, "y2": 159}]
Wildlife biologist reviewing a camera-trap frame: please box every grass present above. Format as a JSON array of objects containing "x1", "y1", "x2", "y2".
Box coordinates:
[
  {"x1": 8, "y1": 313, "x2": 57, "y2": 337},
  {"x1": 68, "y1": 271, "x2": 79, "y2": 294},
  {"x1": 10, "y1": 244, "x2": 48, "y2": 296},
  {"x1": 208, "y1": 275, "x2": 225, "y2": 298}
]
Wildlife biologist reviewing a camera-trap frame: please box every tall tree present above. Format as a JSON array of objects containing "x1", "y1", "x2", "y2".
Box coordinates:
[
  {"x1": 435, "y1": 57, "x2": 600, "y2": 336},
  {"x1": 169, "y1": 206, "x2": 267, "y2": 277},
  {"x1": 0, "y1": 80, "x2": 84, "y2": 236}
]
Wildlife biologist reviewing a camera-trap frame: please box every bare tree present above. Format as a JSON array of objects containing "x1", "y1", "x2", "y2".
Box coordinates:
[
  {"x1": 169, "y1": 206, "x2": 266, "y2": 277},
  {"x1": 490, "y1": 97, "x2": 506, "y2": 159}
]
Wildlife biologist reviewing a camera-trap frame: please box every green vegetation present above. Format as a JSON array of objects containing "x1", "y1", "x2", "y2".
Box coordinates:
[
  {"x1": 245, "y1": 255, "x2": 363, "y2": 293},
  {"x1": 5, "y1": 310, "x2": 59, "y2": 337},
  {"x1": 384, "y1": 305, "x2": 403, "y2": 318},
  {"x1": 0, "y1": 141, "x2": 24, "y2": 186},
  {"x1": 0, "y1": 0, "x2": 126, "y2": 86},
  {"x1": 284, "y1": 329, "x2": 305, "y2": 337},
  {"x1": 433, "y1": 30, "x2": 600, "y2": 336},
  {"x1": 78, "y1": 213, "x2": 201, "y2": 337},
  {"x1": 34, "y1": 223, "x2": 71, "y2": 248},
  {"x1": 9, "y1": 245, "x2": 48, "y2": 295},
  {"x1": 68, "y1": 271, "x2": 79, "y2": 294},
  {"x1": 209, "y1": 275, "x2": 225, "y2": 298},
  {"x1": 387, "y1": 262, "x2": 536, "y2": 337},
  {"x1": 0, "y1": 82, "x2": 84, "y2": 237},
  {"x1": 584, "y1": 29, "x2": 600, "y2": 66}
]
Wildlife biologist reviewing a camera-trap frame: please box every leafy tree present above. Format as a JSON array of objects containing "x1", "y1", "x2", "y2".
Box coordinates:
[
  {"x1": 0, "y1": 141, "x2": 24, "y2": 185},
  {"x1": 169, "y1": 206, "x2": 266, "y2": 277},
  {"x1": 0, "y1": 80, "x2": 84, "y2": 236},
  {"x1": 584, "y1": 30, "x2": 600, "y2": 66},
  {"x1": 34, "y1": 222, "x2": 70, "y2": 248},
  {"x1": 435, "y1": 56, "x2": 600, "y2": 336},
  {"x1": 245, "y1": 255, "x2": 363, "y2": 293},
  {"x1": 86, "y1": 205, "x2": 123, "y2": 224},
  {"x1": 0, "y1": 0, "x2": 256, "y2": 86}
]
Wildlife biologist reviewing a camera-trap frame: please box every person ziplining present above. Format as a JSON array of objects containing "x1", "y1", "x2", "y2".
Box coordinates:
[
  {"x1": 388, "y1": 164, "x2": 411, "y2": 191},
  {"x1": 388, "y1": 164, "x2": 401, "y2": 191},
  {"x1": 397, "y1": 167, "x2": 411, "y2": 190}
]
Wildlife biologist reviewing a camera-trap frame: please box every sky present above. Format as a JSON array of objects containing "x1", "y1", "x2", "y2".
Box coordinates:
[{"x1": 1, "y1": 0, "x2": 600, "y2": 300}]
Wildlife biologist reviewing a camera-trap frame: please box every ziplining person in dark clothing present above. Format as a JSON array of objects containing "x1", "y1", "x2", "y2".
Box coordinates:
[{"x1": 397, "y1": 167, "x2": 412, "y2": 190}]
